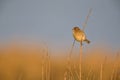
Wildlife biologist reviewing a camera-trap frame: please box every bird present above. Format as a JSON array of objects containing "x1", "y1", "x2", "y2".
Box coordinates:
[{"x1": 72, "y1": 26, "x2": 90, "y2": 45}]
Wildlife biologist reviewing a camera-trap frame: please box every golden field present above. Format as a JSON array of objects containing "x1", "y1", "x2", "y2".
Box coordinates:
[{"x1": 0, "y1": 42, "x2": 119, "y2": 80}]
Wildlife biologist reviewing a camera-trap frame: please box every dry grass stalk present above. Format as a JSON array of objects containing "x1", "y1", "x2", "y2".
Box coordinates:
[
  {"x1": 73, "y1": 64, "x2": 79, "y2": 79},
  {"x1": 44, "y1": 46, "x2": 51, "y2": 80},
  {"x1": 69, "y1": 65, "x2": 76, "y2": 80},
  {"x1": 47, "y1": 55, "x2": 51, "y2": 80},
  {"x1": 79, "y1": 45, "x2": 82, "y2": 80},
  {"x1": 100, "y1": 63, "x2": 103, "y2": 80},
  {"x1": 16, "y1": 69, "x2": 24, "y2": 80},
  {"x1": 86, "y1": 66, "x2": 92, "y2": 80},
  {"x1": 100, "y1": 56, "x2": 107, "y2": 80},
  {"x1": 64, "y1": 71, "x2": 67, "y2": 80},
  {"x1": 111, "y1": 52, "x2": 119, "y2": 80},
  {"x1": 45, "y1": 50, "x2": 48, "y2": 80},
  {"x1": 41, "y1": 55, "x2": 45, "y2": 80},
  {"x1": 66, "y1": 61, "x2": 72, "y2": 80},
  {"x1": 68, "y1": 40, "x2": 75, "y2": 67},
  {"x1": 65, "y1": 40, "x2": 75, "y2": 80},
  {"x1": 41, "y1": 47, "x2": 47, "y2": 80}
]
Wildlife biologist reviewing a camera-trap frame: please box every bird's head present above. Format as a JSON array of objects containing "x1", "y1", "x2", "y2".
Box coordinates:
[{"x1": 72, "y1": 26, "x2": 81, "y2": 32}]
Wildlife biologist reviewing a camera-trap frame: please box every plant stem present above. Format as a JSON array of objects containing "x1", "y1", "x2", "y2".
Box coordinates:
[{"x1": 79, "y1": 44, "x2": 82, "y2": 80}]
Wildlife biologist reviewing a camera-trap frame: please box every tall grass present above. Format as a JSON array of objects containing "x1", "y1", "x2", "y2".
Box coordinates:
[{"x1": 0, "y1": 43, "x2": 119, "y2": 80}]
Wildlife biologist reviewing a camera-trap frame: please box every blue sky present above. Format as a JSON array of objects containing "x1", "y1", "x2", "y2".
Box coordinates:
[{"x1": 0, "y1": 0, "x2": 120, "y2": 51}]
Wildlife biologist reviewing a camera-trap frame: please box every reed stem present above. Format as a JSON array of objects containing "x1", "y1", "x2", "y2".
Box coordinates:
[{"x1": 79, "y1": 44, "x2": 82, "y2": 80}]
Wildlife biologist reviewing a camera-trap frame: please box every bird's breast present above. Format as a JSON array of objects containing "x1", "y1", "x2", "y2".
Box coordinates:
[{"x1": 73, "y1": 31, "x2": 86, "y2": 42}]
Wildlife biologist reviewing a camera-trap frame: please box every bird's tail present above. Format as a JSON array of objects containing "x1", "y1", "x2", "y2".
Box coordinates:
[{"x1": 84, "y1": 39, "x2": 90, "y2": 44}]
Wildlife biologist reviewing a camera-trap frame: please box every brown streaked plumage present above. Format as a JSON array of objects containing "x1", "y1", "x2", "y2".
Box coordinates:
[{"x1": 72, "y1": 26, "x2": 90, "y2": 45}]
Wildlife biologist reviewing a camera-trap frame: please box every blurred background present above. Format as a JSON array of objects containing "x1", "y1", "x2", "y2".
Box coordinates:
[{"x1": 0, "y1": 0, "x2": 120, "y2": 53}]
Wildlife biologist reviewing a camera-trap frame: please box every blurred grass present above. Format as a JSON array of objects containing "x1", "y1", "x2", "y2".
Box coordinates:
[{"x1": 0, "y1": 42, "x2": 119, "y2": 80}]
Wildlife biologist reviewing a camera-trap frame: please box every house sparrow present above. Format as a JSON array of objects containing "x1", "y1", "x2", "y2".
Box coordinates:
[{"x1": 72, "y1": 26, "x2": 90, "y2": 45}]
